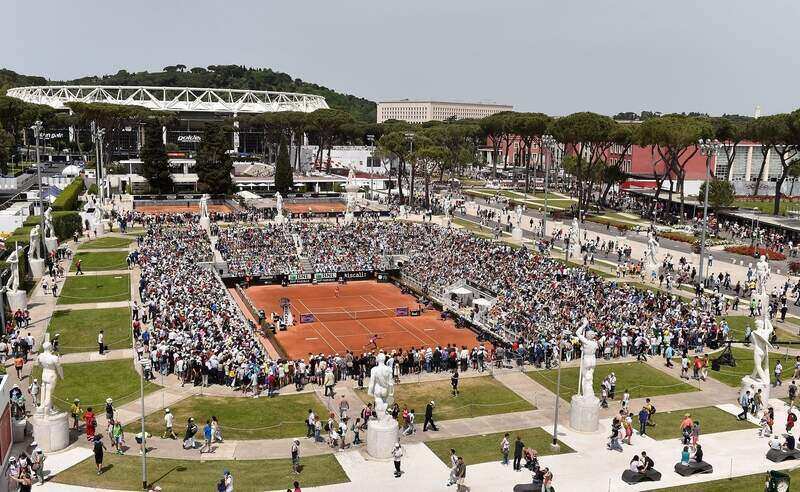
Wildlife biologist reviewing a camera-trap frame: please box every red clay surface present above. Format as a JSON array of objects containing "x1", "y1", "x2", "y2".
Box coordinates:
[
  {"x1": 244, "y1": 281, "x2": 479, "y2": 359},
  {"x1": 284, "y1": 202, "x2": 346, "y2": 213},
  {"x1": 134, "y1": 203, "x2": 233, "y2": 214}
]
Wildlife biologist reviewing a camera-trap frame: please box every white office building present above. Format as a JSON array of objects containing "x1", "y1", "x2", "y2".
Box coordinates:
[{"x1": 377, "y1": 100, "x2": 512, "y2": 123}]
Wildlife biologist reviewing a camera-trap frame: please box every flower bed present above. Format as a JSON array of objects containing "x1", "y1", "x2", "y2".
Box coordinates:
[
  {"x1": 659, "y1": 231, "x2": 696, "y2": 244},
  {"x1": 584, "y1": 216, "x2": 632, "y2": 231},
  {"x1": 790, "y1": 261, "x2": 800, "y2": 274},
  {"x1": 724, "y1": 245, "x2": 786, "y2": 261}
]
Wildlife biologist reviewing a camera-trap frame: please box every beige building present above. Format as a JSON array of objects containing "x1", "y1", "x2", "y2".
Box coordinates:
[{"x1": 376, "y1": 100, "x2": 512, "y2": 123}]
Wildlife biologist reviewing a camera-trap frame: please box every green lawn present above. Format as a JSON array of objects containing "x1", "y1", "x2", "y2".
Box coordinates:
[
  {"x1": 355, "y1": 376, "x2": 533, "y2": 421},
  {"x1": 733, "y1": 199, "x2": 789, "y2": 216},
  {"x1": 123, "y1": 394, "x2": 329, "y2": 440},
  {"x1": 46, "y1": 307, "x2": 131, "y2": 354},
  {"x1": 54, "y1": 453, "x2": 348, "y2": 492},
  {"x1": 33, "y1": 359, "x2": 159, "y2": 412},
  {"x1": 77, "y1": 236, "x2": 134, "y2": 250},
  {"x1": 528, "y1": 362, "x2": 698, "y2": 402},
  {"x1": 649, "y1": 470, "x2": 795, "y2": 492},
  {"x1": 58, "y1": 274, "x2": 131, "y2": 304},
  {"x1": 452, "y1": 217, "x2": 494, "y2": 238},
  {"x1": 718, "y1": 315, "x2": 800, "y2": 343},
  {"x1": 707, "y1": 347, "x2": 756, "y2": 387},
  {"x1": 70, "y1": 251, "x2": 130, "y2": 271},
  {"x1": 426, "y1": 427, "x2": 573, "y2": 465},
  {"x1": 641, "y1": 406, "x2": 756, "y2": 440}
]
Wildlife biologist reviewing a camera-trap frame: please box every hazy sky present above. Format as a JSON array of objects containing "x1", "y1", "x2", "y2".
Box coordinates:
[{"x1": 5, "y1": 0, "x2": 798, "y2": 117}]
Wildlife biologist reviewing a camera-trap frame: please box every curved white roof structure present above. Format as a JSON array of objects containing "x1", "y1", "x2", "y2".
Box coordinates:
[{"x1": 6, "y1": 85, "x2": 329, "y2": 114}]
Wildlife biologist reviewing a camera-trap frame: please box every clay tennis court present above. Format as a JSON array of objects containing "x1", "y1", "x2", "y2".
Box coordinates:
[
  {"x1": 134, "y1": 203, "x2": 234, "y2": 214},
  {"x1": 245, "y1": 281, "x2": 479, "y2": 359},
  {"x1": 284, "y1": 201, "x2": 346, "y2": 213}
]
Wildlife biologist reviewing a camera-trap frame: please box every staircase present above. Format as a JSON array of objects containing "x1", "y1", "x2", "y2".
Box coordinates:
[
  {"x1": 292, "y1": 233, "x2": 303, "y2": 254},
  {"x1": 299, "y1": 256, "x2": 314, "y2": 273}
]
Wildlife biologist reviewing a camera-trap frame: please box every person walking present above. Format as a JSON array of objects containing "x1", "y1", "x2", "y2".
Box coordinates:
[
  {"x1": 70, "y1": 399, "x2": 83, "y2": 431},
  {"x1": 338, "y1": 395, "x2": 349, "y2": 420},
  {"x1": 98, "y1": 331, "x2": 105, "y2": 355},
  {"x1": 500, "y1": 433, "x2": 510, "y2": 465},
  {"x1": 75, "y1": 259, "x2": 83, "y2": 275},
  {"x1": 790, "y1": 381, "x2": 798, "y2": 409},
  {"x1": 424, "y1": 401, "x2": 438, "y2": 432},
  {"x1": 451, "y1": 371, "x2": 459, "y2": 397},
  {"x1": 392, "y1": 443, "x2": 404, "y2": 478},
  {"x1": 291, "y1": 439, "x2": 301, "y2": 475},
  {"x1": 637, "y1": 406, "x2": 649, "y2": 436},
  {"x1": 306, "y1": 409, "x2": 316, "y2": 438},
  {"x1": 212, "y1": 416, "x2": 223, "y2": 443},
  {"x1": 775, "y1": 361, "x2": 783, "y2": 387},
  {"x1": 31, "y1": 447, "x2": 45, "y2": 485},
  {"x1": 513, "y1": 436, "x2": 524, "y2": 471},
  {"x1": 163, "y1": 408, "x2": 177, "y2": 439},
  {"x1": 84, "y1": 407, "x2": 96, "y2": 441},
  {"x1": 201, "y1": 420, "x2": 213, "y2": 454},
  {"x1": 93, "y1": 435, "x2": 106, "y2": 475},
  {"x1": 446, "y1": 448, "x2": 458, "y2": 486},
  {"x1": 738, "y1": 391, "x2": 751, "y2": 420},
  {"x1": 454, "y1": 456, "x2": 467, "y2": 492}
]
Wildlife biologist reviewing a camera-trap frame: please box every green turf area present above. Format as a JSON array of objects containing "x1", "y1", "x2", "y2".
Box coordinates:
[
  {"x1": 707, "y1": 347, "x2": 756, "y2": 387},
  {"x1": 716, "y1": 315, "x2": 800, "y2": 342},
  {"x1": 46, "y1": 307, "x2": 131, "y2": 354},
  {"x1": 123, "y1": 394, "x2": 329, "y2": 440},
  {"x1": 640, "y1": 406, "x2": 757, "y2": 440},
  {"x1": 33, "y1": 359, "x2": 159, "y2": 412},
  {"x1": 123, "y1": 227, "x2": 146, "y2": 235},
  {"x1": 426, "y1": 427, "x2": 573, "y2": 465},
  {"x1": 452, "y1": 217, "x2": 494, "y2": 238},
  {"x1": 648, "y1": 469, "x2": 797, "y2": 491},
  {"x1": 53, "y1": 453, "x2": 348, "y2": 492},
  {"x1": 528, "y1": 362, "x2": 698, "y2": 401},
  {"x1": 356, "y1": 376, "x2": 533, "y2": 421},
  {"x1": 58, "y1": 274, "x2": 130, "y2": 304},
  {"x1": 77, "y1": 236, "x2": 134, "y2": 250},
  {"x1": 70, "y1": 251, "x2": 130, "y2": 271}
]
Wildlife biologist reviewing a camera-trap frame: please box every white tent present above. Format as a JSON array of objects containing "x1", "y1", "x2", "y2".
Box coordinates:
[
  {"x1": 450, "y1": 287, "x2": 472, "y2": 295},
  {"x1": 61, "y1": 164, "x2": 81, "y2": 177}
]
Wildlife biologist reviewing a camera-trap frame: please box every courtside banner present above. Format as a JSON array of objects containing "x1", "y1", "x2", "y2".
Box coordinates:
[
  {"x1": 395, "y1": 307, "x2": 409, "y2": 316},
  {"x1": 300, "y1": 313, "x2": 316, "y2": 323},
  {"x1": 314, "y1": 272, "x2": 338, "y2": 283},
  {"x1": 336, "y1": 271, "x2": 373, "y2": 281},
  {"x1": 288, "y1": 273, "x2": 313, "y2": 284}
]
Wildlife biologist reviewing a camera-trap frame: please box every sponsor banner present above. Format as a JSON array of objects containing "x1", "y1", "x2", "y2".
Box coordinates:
[
  {"x1": 336, "y1": 271, "x2": 372, "y2": 282},
  {"x1": 259, "y1": 274, "x2": 283, "y2": 285},
  {"x1": 300, "y1": 313, "x2": 316, "y2": 324},
  {"x1": 395, "y1": 307, "x2": 409, "y2": 317},
  {"x1": 314, "y1": 272, "x2": 338, "y2": 283},
  {"x1": 287, "y1": 273, "x2": 313, "y2": 284}
]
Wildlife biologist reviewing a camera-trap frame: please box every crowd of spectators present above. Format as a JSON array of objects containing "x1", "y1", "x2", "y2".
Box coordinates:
[{"x1": 216, "y1": 225, "x2": 301, "y2": 276}]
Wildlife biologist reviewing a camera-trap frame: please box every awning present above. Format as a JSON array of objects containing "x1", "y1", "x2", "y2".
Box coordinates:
[
  {"x1": 450, "y1": 287, "x2": 472, "y2": 295},
  {"x1": 473, "y1": 298, "x2": 493, "y2": 307}
]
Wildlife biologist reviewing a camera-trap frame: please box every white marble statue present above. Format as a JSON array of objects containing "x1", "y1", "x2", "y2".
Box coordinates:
[
  {"x1": 199, "y1": 194, "x2": 210, "y2": 219},
  {"x1": 347, "y1": 166, "x2": 357, "y2": 187},
  {"x1": 514, "y1": 204, "x2": 524, "y2": 227},
  {"x1": 43, "y1": 208, "x2": 55, "y2": 239},
  {"x1": 29, "y1": 225, "x2": 42, "y2": 260},
  {"x1": 36, "y1": 341, "x2": 64, "y2": 415},
  {"x1": 275, "y1": 192, "x2": 283, "y2": 216},
  {"x1": 443, "y1": 196, "x2": 452, "y2": 218},
  {"x1": 93, "y1": 201, "x2": 103, "y2": 224},
  {"x1": 568, "y1": 218, "x2": 580, "y2": 257},
  {"x1": 575, "y1": 319, "x2": 598, "y2": 399},
  {"x1": 367, "y1": 352, "x2": 395, "y2": 419},
  {"x1": 646, "y1": 231, "x2": 659, "y2": 267},
  {"x1": 5, "y1": 245, "x2": 21, "y2": 291},
  {"x1": 755, "y1": 254, "x2": 770, "y2": 295},
  {"x1": 750, "y1": 318, "x2": 774, "y2": 384}
]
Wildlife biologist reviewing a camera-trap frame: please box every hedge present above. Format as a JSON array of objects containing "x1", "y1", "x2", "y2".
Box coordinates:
[
  {"x1": 51, "y1": 177, "x2": 85, "y2": 211},
  {"x1": 23, "y1": 211, "x2": 82, "y2": 241}
]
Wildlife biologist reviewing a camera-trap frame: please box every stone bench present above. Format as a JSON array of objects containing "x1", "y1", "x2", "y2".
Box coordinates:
[
  {"x1": 674, "y1": 461, "x2": 713, "y2": 476},
  {"x1": 766, "y1": 448, "x2": 800, "y2": 462},
  {"x1": 513, "y1": 482, "x2": 551, "y2": 492},
  {"x1": 621, "y1": 469, "x2": 662, "y2": 484}
]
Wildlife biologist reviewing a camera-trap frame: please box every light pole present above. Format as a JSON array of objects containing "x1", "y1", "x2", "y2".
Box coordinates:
[
  {"x1": 31, "y1": 121, "x2": 45, "y2": 222},
  {"x1": 542, "y1": 135, "x2": 558, "y2": 238},
  {"x1": 697, "y1": 138, "x2": 721, "y2": 285},
  {"x1": 139, "y1": 357, "x2": 148, "y2": 490},
  {"x1": 91, "y1": 122, "x2": 106, "y2": 203},
  {"x1": 367, "y1": 134, "x2": 375, "y2": 200}
]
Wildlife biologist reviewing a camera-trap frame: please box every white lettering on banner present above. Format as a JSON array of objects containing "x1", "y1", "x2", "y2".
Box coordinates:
[
  {"x1": 177, "y1": 135, "x2": 202, "y2": 143},
  {"x1": 42, "y1": 132, "x2": 65, "y2": 139},
  {"x1": 314, "y1": 272, "x2": 337, "y2": 281},
  {"x1": 343, "y1": 272, "x2": 369, "y2": 279}
]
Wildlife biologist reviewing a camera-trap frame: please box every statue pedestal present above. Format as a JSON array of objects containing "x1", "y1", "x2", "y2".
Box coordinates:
[
  {"x1": 399, "y1": 206, "x2": 407, "y2": 219},
  {"x1": 274, "y1": 213, "x2": 286, "y2": 224},
  {"x1": 44, "y1": 237, "x2": 58, "y2": 254},
  {"x1": 344, "y1": 212, "x2": 355, "y2": 225},
  {"x1": 366, "y1": 418, "x2": 399, "y2": 459},
  {"x1": 94, "y1": 220, "x2": 106, "y2": 237},
  {"x1": 29, "y1": 258, "x2": 45, "y2": 279},
  {"x1": 569, "y1": 395, "x2": 600, "y2": 432},
  {"x1": 12, "y1": 418, "x2": 27, "y2": 443},
  {"x1": 740, "y1": 376, "x2": 770, "y2": 406},
  {"x1": 7, "y1": 290, "x2": 27, "y2": 311},
  {"x1": 32, "y1": 411, "x2": 70, "y2": 452},
  {"x1": 512, "y1": 226, "x2": 524, "y2": 241},
  {"x1": 199, "y1": 216, "x2": 211, "y2": 232}
]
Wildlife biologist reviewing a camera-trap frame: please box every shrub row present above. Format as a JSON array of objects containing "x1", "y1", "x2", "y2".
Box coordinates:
[
  {"x1": 51, "y1": 177, "x2": 85, "y2": 211},
  {"x1": 724, "y1": 245, "x2": 786, "y2": 261}
]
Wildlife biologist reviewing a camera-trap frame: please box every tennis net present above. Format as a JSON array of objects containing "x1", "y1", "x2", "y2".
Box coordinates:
[{"x1": 298, "y1": 306, "x2": 408, "y2": 323}]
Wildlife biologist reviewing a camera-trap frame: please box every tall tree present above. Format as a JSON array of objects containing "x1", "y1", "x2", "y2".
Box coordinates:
[
  {"x1": 377, "y1": 131, "x2": 414, "y2": 203},
  {"x1": 698, "y1": 179, "x2": 735, "y2": 209},
  {"x1": 712, "y1": 116, "x2": 747, "y2": 181},
  {"x1": 274, "y1": 136, "x2": 294, "y2": 194},
  {"x1": 639, "y1": 115, "x2": 713, "y2": 218},
  {"x1": 768, "y1": 111, "x2": 800, "y2": 214},
  {"x1": 308, "y1": 109, "x2": 353, "y2": 172},
  {"x1": 414, "y1": 144, "x2": 447, "y2": 207},
  {"x1": 195, "y1": 123, "x2": 233, "y2": 194},
  {"x1": 549, "y1": 112, "x2": 617, "y2": 214},
  {"x1": 510, "y1": 113, "x2": 552, "y2": 193},
  {"x1": 479, "y1": 112, "x2": 514, "y2": 178},
  {"x1": 139, "y1": 122, "x2": 173, "y2": 193}
]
